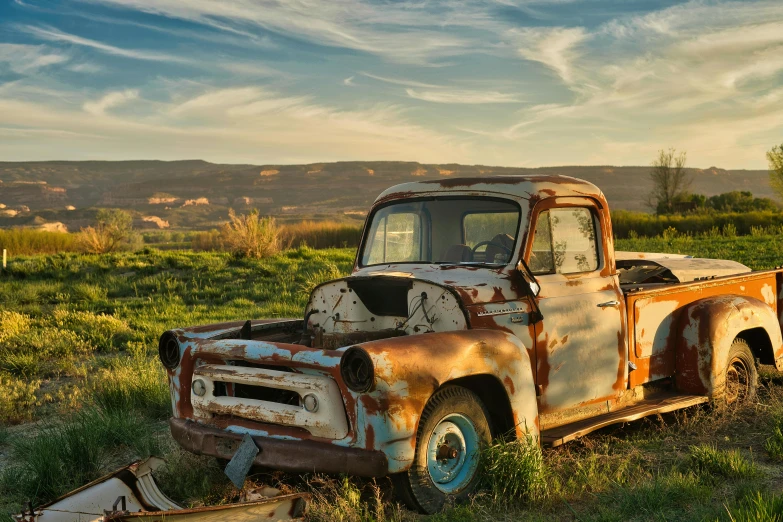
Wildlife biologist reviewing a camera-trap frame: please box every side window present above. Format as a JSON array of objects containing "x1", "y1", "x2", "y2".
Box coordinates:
[
  {"x1": 529, "y1": 207, "x2": 600, "y2": 274},
  {"x1": 529, "y1": 210, "x2": 555, "y2": 274},
  {"x1": 365, "y1": 212, "x2": 422, "y2": 264}
]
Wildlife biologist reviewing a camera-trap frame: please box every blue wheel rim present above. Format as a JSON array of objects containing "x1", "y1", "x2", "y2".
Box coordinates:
[{"x1": 425, "y1": 413, "x2": 480, "y2": 493}]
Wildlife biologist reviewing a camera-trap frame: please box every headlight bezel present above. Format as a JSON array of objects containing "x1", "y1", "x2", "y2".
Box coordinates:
[
  {"x1": 340, "y1": 346, "x2": 375, "y2": 393},
  {"x1": 158, "y1": 331, "x2": 181, "y2": 370}
]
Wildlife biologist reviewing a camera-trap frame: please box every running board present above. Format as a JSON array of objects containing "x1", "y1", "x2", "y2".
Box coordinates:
[{"x1": 540, "y1": 394, "x2": 708, "y2": 447}]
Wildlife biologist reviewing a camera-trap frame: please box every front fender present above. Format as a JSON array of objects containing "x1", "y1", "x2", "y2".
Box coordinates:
[
  {"x1": 349, "y1": 329, "x2": 538, "y2": 473},
  {"x1": 676, "y1": 295, "x2": 783, "y2": 396}
]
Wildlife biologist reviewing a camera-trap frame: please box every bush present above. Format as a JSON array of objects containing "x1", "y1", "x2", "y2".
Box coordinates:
[
  {"x1": 220, "y1": 209, "x2": 283, "y2": 258},
  {"x1": 77, "y1": 209, "x2": 134, "y2": 254}
]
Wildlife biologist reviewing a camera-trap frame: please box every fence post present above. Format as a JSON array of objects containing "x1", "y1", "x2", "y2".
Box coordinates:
[{"x1": 2, "y1": 249, "x2": 5, "y2": 270}]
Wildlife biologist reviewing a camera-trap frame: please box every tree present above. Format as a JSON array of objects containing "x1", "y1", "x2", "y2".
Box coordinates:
[
  {"x1": 647, "y1": 148, "x2": 691, "y2": 214},
  {"x1": 768, "y1": 143, "x2": 783, "y2": 201},
  {"x1": 78, "y1": 209, "x2": 134, "y2": 253}
]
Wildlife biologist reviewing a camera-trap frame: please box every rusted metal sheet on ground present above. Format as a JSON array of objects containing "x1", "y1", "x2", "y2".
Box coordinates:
[
  {"x1": 106, "y1": 494, "x2": 309, "y2": 522},
  {"x1": 13, "y1": 458, "x2": 180, "y2": 522},
  {"x1": 14, "y1": 458, "x2": 308, "y2": 522}
]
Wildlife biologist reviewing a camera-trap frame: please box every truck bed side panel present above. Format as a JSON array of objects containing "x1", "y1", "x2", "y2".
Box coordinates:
[{"x1": 627, "y1": 270, "x2": 781, "y2": 388}]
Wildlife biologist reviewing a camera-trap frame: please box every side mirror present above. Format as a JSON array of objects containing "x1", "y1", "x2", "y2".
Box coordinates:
[
  {"x1": 529, "y1": 280, "x2": 540, "y2": 297},
  {"x1": 515, "y1": 260, "x2": 540, "y2": 297}
]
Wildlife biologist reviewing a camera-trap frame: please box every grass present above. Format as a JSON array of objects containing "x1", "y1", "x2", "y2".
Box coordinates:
[{"x1": 2, "y1": 237, "x2": 783, "y2": 519}]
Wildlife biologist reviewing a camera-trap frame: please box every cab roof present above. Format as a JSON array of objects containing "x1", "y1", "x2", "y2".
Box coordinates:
[{"x1": 374, "y1": 175, "x2": 606, "y2": 205}]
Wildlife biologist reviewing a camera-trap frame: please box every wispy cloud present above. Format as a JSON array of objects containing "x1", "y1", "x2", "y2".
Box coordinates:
[
  {"x1": 343, "y1": 76, "x2": 355, "y2": 86},
  {"x1": 406, "y1": 88, "x2": 521, "y2": 104},
  {"x1": 83, "y1": 89, "x2": 139, "y2": 115},
  {"x1": 513, "y1": 27, "x2": 589, "y2": 85},
  {"x1": 361, "y1": 72, "x2": 443, "y2": 89},
  {"x1": 0, "y1": 43, "x2": 69, "y2": 73},
  {"x1": 20, "y1": 25, "x2": 190, "y2": 63}
]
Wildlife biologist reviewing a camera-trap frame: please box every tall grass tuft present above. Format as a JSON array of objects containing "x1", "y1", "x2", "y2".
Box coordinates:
[
  {"x1": 727, "y1": 492, "x2": 783, "y2": 522},
  {"x1": 1, "y1": 407, "x2": 161, "y2": 503},
  {"x1": 90, "y1": 351, "x2": 170, "y2": 420},
  {"x1": 307, "y1": 476, "x2": 397, "y2": 522},
  {"x1": 220, "y1": 209, "x2": 283, "y2": 258},
  {"x1": 765, "y1": 418, "x2": 783, "y2": 461},
  {"x1": 479, "y1": 436, "x2": 547, "y2": 504},
  {"x1": 687, "y1": 444, "x2": 758, "y2": 479}
]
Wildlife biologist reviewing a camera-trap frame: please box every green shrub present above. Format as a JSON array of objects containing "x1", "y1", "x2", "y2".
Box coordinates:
[
  {"x1": 687, "y1": 444, "x2": 757, "y2": 480},
  {"x1": 611, "y1": 209, "x2": 783, "y2": 239},
  {"x1": 479, "y1": 436, "x2": 547, "y2": 504}
]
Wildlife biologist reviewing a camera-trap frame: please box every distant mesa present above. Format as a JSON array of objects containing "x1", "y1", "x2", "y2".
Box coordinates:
[
  {"x1": 182, "y1": 198, "x2": 209, "y2": 207},
  {"x1": 37, "y1": 222, "x2": 68, "y2": 233},
  {"x1": 141, "y1": 216, "x2": 170, "y2": 229},
  {"x1": 437, "y1": 168, "x2": 455, "y2": 176},
  {"x1": 412, "y1": 167, "x2": 428, "y2": 176},
  {"x1": 259, "y1": 169, "x2": 279, "y2": 177},
  {"x1": 148, "y1": 195, "x2": 179, "y2": 205},
  {"x1": 233, "y1": 197, "x2": 273, "y2": 206}
]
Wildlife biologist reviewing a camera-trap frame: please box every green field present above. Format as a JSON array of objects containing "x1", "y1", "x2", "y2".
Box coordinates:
[{"x1": 2, "y1": 237, "x2": 783, "y2": 521}]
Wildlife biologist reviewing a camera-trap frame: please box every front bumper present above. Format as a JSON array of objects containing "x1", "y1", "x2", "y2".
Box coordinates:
[{"x1": 169, "y1": 418, "x2": 389, "y2": 477}]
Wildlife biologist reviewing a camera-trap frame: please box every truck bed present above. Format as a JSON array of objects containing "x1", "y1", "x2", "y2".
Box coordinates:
[{"x1": 623, "y1": 267, "x2": 783, "y2": 387}]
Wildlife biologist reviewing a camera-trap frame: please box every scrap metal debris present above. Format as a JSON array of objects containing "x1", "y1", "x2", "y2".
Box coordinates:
[{"x1": 13, "y1": 457, "x2": 309, "y2": 522}]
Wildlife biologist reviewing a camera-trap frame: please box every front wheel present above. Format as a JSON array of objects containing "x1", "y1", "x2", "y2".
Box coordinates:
[{"x1": 392, "y1": 385, "x2": 492, "y2": 514}]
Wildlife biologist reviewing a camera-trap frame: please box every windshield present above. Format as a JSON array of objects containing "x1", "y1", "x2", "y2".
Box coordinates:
[{"x1": 360, "y1": 198, "x2": 521, "y2": 266}]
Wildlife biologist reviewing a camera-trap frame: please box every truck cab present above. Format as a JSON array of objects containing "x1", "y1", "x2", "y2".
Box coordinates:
[{"x1": 161, "y1": 175, "x2": 783, "y2": 513}]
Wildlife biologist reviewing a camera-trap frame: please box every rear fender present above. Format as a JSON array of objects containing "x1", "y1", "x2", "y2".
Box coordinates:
[
  {"x1": 351, "y1": 329, "x2": 538, "y2": 473},
  {"x1": 676, "y1": 295, "x2": 783, "y2": 396}
]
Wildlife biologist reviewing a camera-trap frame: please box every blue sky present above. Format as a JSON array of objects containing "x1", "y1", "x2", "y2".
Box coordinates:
[{"x1": 0, "y1": 0, "x2": 782, "y2": 168}]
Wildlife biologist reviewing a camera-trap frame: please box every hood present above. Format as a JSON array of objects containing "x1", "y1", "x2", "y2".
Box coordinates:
[{"x1": 351, "y1": 263, "x2": 525, "y2": 307}]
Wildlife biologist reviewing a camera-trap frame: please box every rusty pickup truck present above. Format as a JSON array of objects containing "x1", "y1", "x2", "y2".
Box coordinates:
[{"x1": 160, "y1": 175, "x2": 783, "y2": 513}]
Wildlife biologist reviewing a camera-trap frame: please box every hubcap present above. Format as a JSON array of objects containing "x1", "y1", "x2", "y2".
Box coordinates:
[
  {"x1": 726, "y1": 356, "x2": 750, "y2": 404},
  {"x1": 426, "y1": 413, "x2": 480, "y2": 493}
]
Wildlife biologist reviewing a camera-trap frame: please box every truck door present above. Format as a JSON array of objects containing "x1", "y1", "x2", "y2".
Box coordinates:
[{"x1": 525, "y1": 198, "x2": 627, "y2": 416}]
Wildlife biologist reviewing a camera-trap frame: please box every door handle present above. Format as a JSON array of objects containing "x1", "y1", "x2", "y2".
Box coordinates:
[{"x1": 597, "y1": 300, "x2": 620, "y2": 308}]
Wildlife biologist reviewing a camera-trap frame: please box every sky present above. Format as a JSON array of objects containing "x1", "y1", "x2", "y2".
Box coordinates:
[{"x1": 0, "y1": 0, "x2": 782, "y2": 169}]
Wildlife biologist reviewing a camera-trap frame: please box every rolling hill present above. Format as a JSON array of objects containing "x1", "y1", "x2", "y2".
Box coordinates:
[{"x1": 0, "y1": 160, "x2": 772, "y2": 231}]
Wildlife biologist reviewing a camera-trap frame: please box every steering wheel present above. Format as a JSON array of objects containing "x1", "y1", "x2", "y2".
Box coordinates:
[{"x1": 471, "y1": 240, "x2": 513, "y2": 255}]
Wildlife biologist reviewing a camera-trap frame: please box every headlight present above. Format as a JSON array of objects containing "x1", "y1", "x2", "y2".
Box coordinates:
[
  {"x1": 158, "y1": 331, "x2": 181, "y2": 370},
  {"x1": 340, "y1": 347, "x2": 374, "y2": 393}
]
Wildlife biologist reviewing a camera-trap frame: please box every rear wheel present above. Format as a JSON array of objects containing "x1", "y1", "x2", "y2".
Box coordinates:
[
  {"x1": 723, "y1": 338, "x2": 757, "y2": 405},
  {"x1": 392, "y1": 385, "x2": 492, "y2": 514}
]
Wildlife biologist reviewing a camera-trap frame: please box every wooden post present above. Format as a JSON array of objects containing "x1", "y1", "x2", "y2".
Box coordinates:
[{"x1": 2, "y1": 249, "x2": 5, "y2": 270}]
